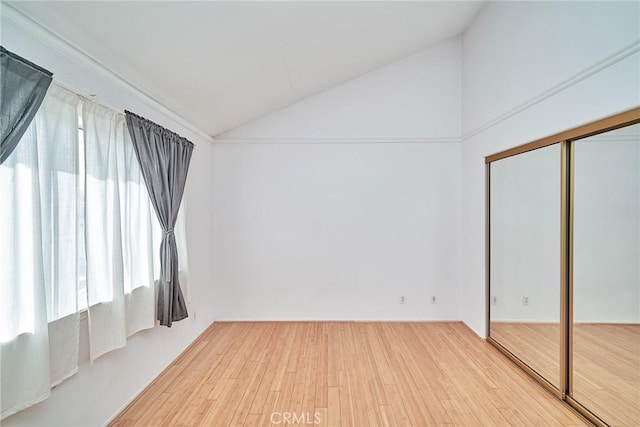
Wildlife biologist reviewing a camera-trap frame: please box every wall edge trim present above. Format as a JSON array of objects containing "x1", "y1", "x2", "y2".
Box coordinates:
[
  {"x1": 462, "y1": 39, "x2": 640, "y2": 141},
  {"x1": 212, "y1": 136, "x2": 462, "y2": 144}
]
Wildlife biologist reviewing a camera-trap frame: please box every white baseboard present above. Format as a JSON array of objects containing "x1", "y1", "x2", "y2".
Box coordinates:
[{"x1": 213, "y1": 317, "x2": 461, "y2": 323}]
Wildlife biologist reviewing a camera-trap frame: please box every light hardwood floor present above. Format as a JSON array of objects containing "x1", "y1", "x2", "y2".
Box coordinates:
[
  {"x1": 491, "y1": 322, "x2": 640, "y2": 426},
  {"x1": 111, "y1": 322, "x2": 585, "y2": 426},
  {"x1": 490, "y1": 322, "x2": 561, "y2": 388}
]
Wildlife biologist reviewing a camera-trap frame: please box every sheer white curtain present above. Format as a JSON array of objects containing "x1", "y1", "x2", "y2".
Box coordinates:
[
  {"x1": 0, "y1": 85, "x2": 81, "y2": 419},
  {"x1": 1, "y1": 83, "x2": 190, "y2": 419},
  {"x1": 83, "y1": 101, "x2": 160, "y2": 362}
]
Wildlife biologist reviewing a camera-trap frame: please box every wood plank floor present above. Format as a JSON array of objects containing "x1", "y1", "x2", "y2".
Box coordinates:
[
  {"x1": 491, "y1": 322, "x2": 640, "y2": 426},
  {"x1": 490, "y1": 322, "x2": 561, "y2": 389},
  {"x1": 111, "y1": 322, "x2": 585, "y2": 427}
]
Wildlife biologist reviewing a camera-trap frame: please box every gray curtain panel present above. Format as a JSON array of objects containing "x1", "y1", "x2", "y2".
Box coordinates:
[
  {"x1": 125, "y1": 111, "x2": 194, "y2": 327},
  {"x1": 1, "y1": 46, "x2": 53, "y2": 164}
]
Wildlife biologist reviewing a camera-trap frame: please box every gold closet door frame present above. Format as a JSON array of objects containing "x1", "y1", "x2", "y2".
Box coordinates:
[{"x1": 485, "y1": 107, "x2": 640, "y2": 427}]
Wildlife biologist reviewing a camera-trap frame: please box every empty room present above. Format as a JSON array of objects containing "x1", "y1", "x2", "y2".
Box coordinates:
[{"x1": 1, "y1": 1, "x2": 638, "y2": 426}]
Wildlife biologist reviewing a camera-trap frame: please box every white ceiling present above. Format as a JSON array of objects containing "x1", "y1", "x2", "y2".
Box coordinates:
[{"x1": 7, "y1": 1, "x2": 486, "y2": 137}]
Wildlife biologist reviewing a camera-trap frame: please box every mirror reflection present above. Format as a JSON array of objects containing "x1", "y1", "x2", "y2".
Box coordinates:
[
  {"x1": 572, "y1": 123, "x2": 640, "y2": 425},
  {"x1": 490, "y1": 143, "x2": 561, "y2": 388}
]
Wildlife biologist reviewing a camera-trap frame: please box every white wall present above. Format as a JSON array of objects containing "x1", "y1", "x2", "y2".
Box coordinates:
[
  {"x1": 212, "y1": 143, "x2": 461, "y2": 320},
  {"x1": 212, "y1": 39, "x2": 463, "y2": 321},
  {"x1": 462, "y1": 1, "x2": 639, "y2": 136},
  {"x1": 217, "y1": 37, "x2": 461, "y2": 141},
  {"x1": 461, "y1": 1, "x2": 640, "y2": 337},
  {"x1": 1, "y1": 12, "x2": 215, "y2": 427}
]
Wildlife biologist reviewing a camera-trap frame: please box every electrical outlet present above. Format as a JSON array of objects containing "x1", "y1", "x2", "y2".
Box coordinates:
[
  {"x1": 523, "y1": 296, "x2": 529, "y2": 305},
  {"x1": 491, "y1": 296, "x2": 497, "y2": 305},
  {"x1": 400, "y1": 296, "x2": 407, "y2": 304},
  {"x1": 430, "y1": 296, "x2": 437, "y2": 304}
]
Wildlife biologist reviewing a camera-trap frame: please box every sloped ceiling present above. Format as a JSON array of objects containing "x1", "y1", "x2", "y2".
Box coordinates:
[{"x1": 6, "y1": 1, "x2": 486, "y2": 137}]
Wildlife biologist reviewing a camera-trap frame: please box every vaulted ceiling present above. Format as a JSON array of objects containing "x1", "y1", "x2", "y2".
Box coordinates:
[{"x1": 6, "y1": 1, "x2": 486, "y2": 137}]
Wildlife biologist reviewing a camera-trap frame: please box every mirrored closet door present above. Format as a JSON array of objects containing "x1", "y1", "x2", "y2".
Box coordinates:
[
  {"x1": 571, "y1": 123, "x2": 640, "y2": 425},
  {"x1": 489, "y1": 143, "x2": 561, "y2": 391},
  {"x1": 487, "y1": 108, "x2": 640, "y2": 427}
]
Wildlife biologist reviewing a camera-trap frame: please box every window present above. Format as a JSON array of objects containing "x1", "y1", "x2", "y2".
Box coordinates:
[{"x1": 0, "y1": 83, "x2": 188, "y2": 419}]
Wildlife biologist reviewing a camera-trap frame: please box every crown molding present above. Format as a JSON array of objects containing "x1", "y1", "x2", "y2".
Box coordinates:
[
  {"x1": 212, "y1": 136, "x2": 461, "y2": 144},
  {"x1": 1, "y1": 3, "x2": 215, "y2": 144},
  {"x1": 462, "y1": 39, "x2": 640, "y2": 142}
]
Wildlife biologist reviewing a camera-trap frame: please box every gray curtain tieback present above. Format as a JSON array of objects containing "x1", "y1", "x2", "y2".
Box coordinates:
[{"x1": 161, "y1": 230, "x2": 175, "y2": 282}]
